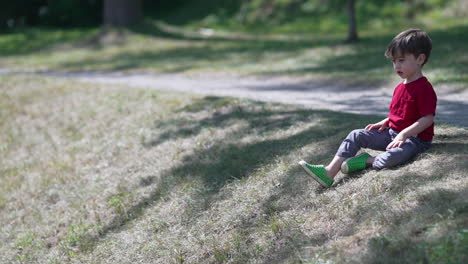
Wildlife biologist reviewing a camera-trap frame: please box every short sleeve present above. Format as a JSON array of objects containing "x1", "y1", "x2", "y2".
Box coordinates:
[{"x1": 417, "y1": 83, "x2": 437, "y2": 117}]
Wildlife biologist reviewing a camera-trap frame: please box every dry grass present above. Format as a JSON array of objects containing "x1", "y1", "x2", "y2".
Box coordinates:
[{"x1": 1, "y1": 75, "x2": 467, "y2": 263}]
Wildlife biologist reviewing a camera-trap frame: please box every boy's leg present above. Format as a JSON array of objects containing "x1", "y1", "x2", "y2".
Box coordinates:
[
  {"x1": 337, "y1": 128, "x2": 392, "y2": 174},
  {"x1": 325, "y1": 128, "x2": 392, "y2": 177},
  {"x1": 336, "y1": 128, "x2": 392, "y2": 158},
  {"x1": 325, "y1": 155, "x2": 346, "y2": 179},
  {"x1": 372, "y1": 136, "x2": 431, "y2": 169},
  {"x1": 299, "y1": 128, "x2": 392, "y2": 186}
]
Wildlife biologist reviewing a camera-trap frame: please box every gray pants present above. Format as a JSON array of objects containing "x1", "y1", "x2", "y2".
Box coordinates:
[{"x1": 336, "y1": 128, "x2": 431, "y2": 170}]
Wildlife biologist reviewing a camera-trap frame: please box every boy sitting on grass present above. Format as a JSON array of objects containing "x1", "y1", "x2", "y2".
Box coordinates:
[{"x1": 299, "y1": 28, "x2": 437, "y2": 187}]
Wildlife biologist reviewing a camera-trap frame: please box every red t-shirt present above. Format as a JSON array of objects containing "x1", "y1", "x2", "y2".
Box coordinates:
[{"x1": 388, "y1": 77, "x2": 437, "y2": 141}]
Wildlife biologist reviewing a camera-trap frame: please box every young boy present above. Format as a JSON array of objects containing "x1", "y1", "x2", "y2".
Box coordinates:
[{"x1": 299, "y1": 28, "x2": 437, "y2": 187}]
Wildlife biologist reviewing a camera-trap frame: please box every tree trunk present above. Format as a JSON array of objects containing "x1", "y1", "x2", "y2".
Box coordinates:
[
  {"x1": 346, "y1": 0, "x2": 358, "y2": 42},
  {"x1": 103, "y1": 0, "x2": 142, "y2": 26}
]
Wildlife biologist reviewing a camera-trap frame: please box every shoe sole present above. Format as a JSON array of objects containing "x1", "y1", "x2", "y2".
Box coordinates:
[
  {"x1": 340, "y1": 152, "x2": 369, "y2": 174},
  {"x1": 298, "y1": 160, "x2": 330, "y2": 187},
  {"x1": 341, "y1": 158, "x2": 352, "y2": 174}
]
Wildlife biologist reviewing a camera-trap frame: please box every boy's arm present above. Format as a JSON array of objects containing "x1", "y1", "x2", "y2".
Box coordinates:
[{"x1": 386, "y1": 114, "x2": 434, "y2": 149}]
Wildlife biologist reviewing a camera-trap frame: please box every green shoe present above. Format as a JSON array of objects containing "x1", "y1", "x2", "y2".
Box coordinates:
[
  {"x1": 298, "y1": 160, "x2": 334, "y2": 187},
  {"x1": 341, "y1": 152, "x2": 371, "y2": 174}
]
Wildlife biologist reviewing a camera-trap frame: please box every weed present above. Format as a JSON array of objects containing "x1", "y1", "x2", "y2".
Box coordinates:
[
  {"x1": 1, "y1": 167, "x2": 25, "y2": 192},
  {"x1": 61, "y1": 222, "x2": 99, "y2": 257},
  {"x1": 151, "y1": 220, "x2": 169, "y2": 234},
  {"x1": 14, "y1": 232, "x2": 42, "y2": 263},
  {"x1": 107, "y1": 191, "x2": 131, "y2": 216},
  {"x1": 62, "y1": 124, "x2": 83, "y2": 141},
  {"x1": 41, "y1": 159, "x2": 74, "y2": 188},
  {"x1": 268, "y1": 214, "x2": 286, "y2": 236},
  {"x1": 0, "y1": 194, "x2": 7, "y2": 209}
]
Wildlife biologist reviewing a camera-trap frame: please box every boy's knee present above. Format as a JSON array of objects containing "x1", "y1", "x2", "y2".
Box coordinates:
[
  {"x1": 347, "y1": 129, "x2": 367, "y2": 140},
  {"x1": 372, "y1": 155, "x2": 397, "y2": 170},
  {"x1": 372, "y1": 148, "x2": 414, "y2": 170}
]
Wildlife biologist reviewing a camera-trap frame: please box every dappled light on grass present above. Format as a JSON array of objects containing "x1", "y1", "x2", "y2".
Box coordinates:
[
  {"x1": 0, "y1": 28, "x2": 96, "y2": 57},
  {"x1": 0, "y1": 75, "x2": 467, "y2": 263},
  {"x1": 1, "y1": 23, "x2": 467, "y2": 89}
]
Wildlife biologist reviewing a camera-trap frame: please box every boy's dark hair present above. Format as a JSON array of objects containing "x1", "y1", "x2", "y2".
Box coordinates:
[{"x1": 385, "y1": 28, "x2": 432, "y2": 65}]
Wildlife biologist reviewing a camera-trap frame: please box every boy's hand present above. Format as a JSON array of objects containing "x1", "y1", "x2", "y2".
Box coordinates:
[
  {"x1": 385, "y1": 115, "x2": 434, "y2": 149},
  {"x1": 386, "y1": 133, "x2": 407, "y2": 149},
  {"x1": 365, "y1": 119, "x2": 389, "y2": 132}
]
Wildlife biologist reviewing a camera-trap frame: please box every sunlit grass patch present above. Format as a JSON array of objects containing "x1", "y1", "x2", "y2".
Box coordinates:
[
  {"x1": 0, "y1": 74, "x2": 196, "y2": 263},
  {"x1": 1, "y1": 21, "x2": 467, "y2": 89}
]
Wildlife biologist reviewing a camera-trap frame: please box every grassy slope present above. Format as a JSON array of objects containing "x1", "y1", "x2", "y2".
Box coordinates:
[
  {"x1": 1, "y1": 3, "x2": 467, "y2": 262},
  {"x1": 1, "y1": 75, "x2": 467, "y2": 263}
]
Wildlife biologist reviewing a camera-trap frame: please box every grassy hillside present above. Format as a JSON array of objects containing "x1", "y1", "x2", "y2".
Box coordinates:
[
  {"x1": 1, "y1": 75, "x2": 467, "y2": 263},
  {"x1": 1, "y1": 2, "x2": 467, "y2": 262}
]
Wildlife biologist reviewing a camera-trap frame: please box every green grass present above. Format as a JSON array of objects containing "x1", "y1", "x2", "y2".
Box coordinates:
[
  {"x1": 0, "y1": 75, "x2": 467, "y2": 263},
  {"x1": 0, "y1": 27, "x2": 97, "y2": 57},
  {"x1": 0, "y1": 17, "x2": 467, "y2": 89}
]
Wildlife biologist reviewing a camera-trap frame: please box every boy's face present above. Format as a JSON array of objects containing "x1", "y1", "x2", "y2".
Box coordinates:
[{"x1": 391, "y1": 52, "x2": 426, "y2": 83}]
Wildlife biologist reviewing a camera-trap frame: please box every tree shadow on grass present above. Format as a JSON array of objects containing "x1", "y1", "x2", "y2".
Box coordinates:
[
  {"x1": 143, "y1": 96, "x2": 334, "y2": 147},
  {"x1": 81, "y1": 96, "x2": 379, "y2": 253},
  {"x1": 363, "y1": 187, "x2": 468, "y2": 264},
  {"x1": 77, "y1": 96, "x2": 467, "y2": 262},
  {"x1": 146, "y1": 98, "x2": 367, "y2": 201},
  {"x1": 57, "y1": 36, "x2": 329, "y2": 73},
  {"x1": 57, "y1": 20, "x2": 341, "y2": 72}
]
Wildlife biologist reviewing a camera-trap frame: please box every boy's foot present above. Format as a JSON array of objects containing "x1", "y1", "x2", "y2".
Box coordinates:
[
  {"x1": 298, "y1": 161, "x2": 334, "y2": 187},
  {"x1": 341, "y1": 152, "x2": 371, "y2": 174}
]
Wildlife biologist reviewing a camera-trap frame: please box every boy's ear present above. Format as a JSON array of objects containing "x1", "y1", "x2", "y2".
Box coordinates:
[{"x1": 417, "y1": 54, "x2": 426, "y2": 65}]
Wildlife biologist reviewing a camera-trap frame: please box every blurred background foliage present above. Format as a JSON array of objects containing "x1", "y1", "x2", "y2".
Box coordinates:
[
  {"x1": 1, "y1": 0, "x2": 467, "y2": 34},
  {"x1": 0, "y1": 0, "x2": 102, "y2": 29},
  {"x1": 0, "y1": 0, "x2": 467, "y2": 86}
]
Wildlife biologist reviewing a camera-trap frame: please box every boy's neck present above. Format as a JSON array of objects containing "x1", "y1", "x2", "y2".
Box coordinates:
[{"x1": 404, "y1": 71, "x2": 423, "y2": 84}]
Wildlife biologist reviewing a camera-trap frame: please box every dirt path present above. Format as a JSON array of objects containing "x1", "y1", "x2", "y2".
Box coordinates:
[{"x1": 3, "y1": 69, "x2": 468, "y2": 127}]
